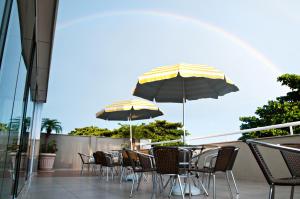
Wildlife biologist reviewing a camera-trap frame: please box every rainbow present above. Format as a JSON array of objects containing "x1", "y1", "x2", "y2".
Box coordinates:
[{"x1": 57, "y1": 9, "x2": 282, "y2": 76}]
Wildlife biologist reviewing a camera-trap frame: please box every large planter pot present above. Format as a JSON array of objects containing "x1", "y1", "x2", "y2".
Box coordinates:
[
  {"x1": 10, "y1": 152, "x2": 27, "y2": 171},
  {"x1": 39, "y1": 153, "x2": 56, "y2": 171}
]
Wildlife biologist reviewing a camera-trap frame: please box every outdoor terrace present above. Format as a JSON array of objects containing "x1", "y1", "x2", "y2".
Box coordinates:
[
  {"x1": 21, "y1": 171, "x2": 300, "y2": 199},
  {"x1": 19, "y1": 122, "x2": 300, "y2": 199}
]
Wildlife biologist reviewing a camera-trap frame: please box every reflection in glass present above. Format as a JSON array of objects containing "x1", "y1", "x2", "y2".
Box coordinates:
[
  {"x1": 0, "y1": 1, "x2": 26, "y2": 198},
  {"x1": 0, "y1": 0, "x2": 6, "y2": 24}
]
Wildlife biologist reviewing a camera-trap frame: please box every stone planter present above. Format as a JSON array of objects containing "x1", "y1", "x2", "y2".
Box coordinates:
[{"x1": 39, "y1": 153, "x2": 56, "y2": 171}]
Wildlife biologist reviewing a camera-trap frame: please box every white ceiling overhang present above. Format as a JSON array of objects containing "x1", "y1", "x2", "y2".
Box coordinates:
[{"x1": 18, "y1": 0, "x2": 59, "y2": 103}]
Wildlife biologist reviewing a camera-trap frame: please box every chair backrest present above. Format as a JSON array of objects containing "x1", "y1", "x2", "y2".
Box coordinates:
[
  {"x1": 94, "y1": 151, "x2": 110, "y2": 167},
  {"x1": 93, "y1": 152, "x2": 99, "y2": 164},
  {"x1": 125, "y1": 149, "x2": 139, "y2": 171},
  {"x1": 78, "y1": 153, "x2": 89, "y2": 164},
  {"x1": 153, "y1": 147, "x2": 179, "y2": 174},
  {"x1": 226, "y1": 147, "x2": 239, "y2": 170},
  {"x1": 247, "y1": 140, "x2": 300, "y2": 185},
  {"x1": 214, "y1": 146, "x2": 239, "y2": 172},
  {"x1": 137, "y1": 152, "x2": 154, "y2": 171},
  {"x1": 247, "y1": 141, "x2": 277, "y2": 185},
  {"x1": 121, "y1": 150, "x2": 132, "y2": 167},
  {"x1": 280, "y1": 143, "x2": 300, "y2": 177}
]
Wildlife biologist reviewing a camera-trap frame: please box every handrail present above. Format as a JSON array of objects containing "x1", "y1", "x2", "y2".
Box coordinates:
[{"x1": 139, "y1": 121, "x2": 300, "y2": 146}]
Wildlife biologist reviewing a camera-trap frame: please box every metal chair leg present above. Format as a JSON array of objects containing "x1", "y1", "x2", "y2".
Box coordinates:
[
  {"x1": 213, "y1": 174, "x2": 216, "y2": 199},
  {"x1": 198, "y1": 174, "x2": 208, "y2": 196},
  {"x1": 183, "y1": 177, "x2": 188, "y2": 197},
  {"x1": 177, "y1": 175, "x2": 184, "y2": 199},
  {"x1": 130, "y1": 173, "x2": 135, "y2": 197},
  {"x1": 151, "y1": 172, "x2": 156, "y2": 199},
  {"x1": 290, "y1": 186, "x2": 294, "y2": 199},
  {"x1": 136, "y1": 173, "x2": 143, "y2": 191},
  {"x1": 230, "y1": 170, "x2": 239, "y2": 194},
  {"x1": 106, "y1": 167, "x2": 109, "y2": 181},
  {"x1": 164, "y1": 176, "x2": 172, "y2": 190},
  {"x1": 225, "y1": 172, "x2": 233, "y2": 199},
  {"x1": 188, "y1": 173, "x2": 192, "y2": 199},
  {"x1": 159, "y1": 174, "x2": 164, "y2": 193},
  {"x1": 269, "y1": 185, "x2": 275, "y2": 199},
  {"x1": 80, "y1": 165, "x2": 83, "y2": 175},
  {"x1": 98, "y1": 165, "x2": 102, "y2": 177},
  {"x1": 168, "y1": 177, "x2": 176, "y2": 198},
  {"x1": 208, "y1": 173, "x2": 212, "y2": 191},
  {"x1": 120, "y1": 167, "x2": 124, "y2": 183}
]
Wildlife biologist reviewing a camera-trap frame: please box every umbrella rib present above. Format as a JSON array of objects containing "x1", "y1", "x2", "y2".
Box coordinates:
[{"x1": 151, "y1": 79, "x2": 167, "y2": 102}]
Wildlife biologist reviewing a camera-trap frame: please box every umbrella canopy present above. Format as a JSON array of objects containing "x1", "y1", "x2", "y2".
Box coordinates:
[
  {"x1": 96, "y1": 99, "x2": 163, "y2": 149},
  {"x1": 133, "y1": 63, "x2": 239, "y2": 102},
  {"x1": 133, "y1": 63, "x2": 239, "y2": 143}
]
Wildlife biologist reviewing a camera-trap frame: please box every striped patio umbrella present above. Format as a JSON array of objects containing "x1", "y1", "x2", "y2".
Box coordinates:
[
  {"x1": 96, "y1": 99, "x2": 163, "y2": 149},
  {"x1": 133, "y1": 63, "x2": 239, "y2": 144}
]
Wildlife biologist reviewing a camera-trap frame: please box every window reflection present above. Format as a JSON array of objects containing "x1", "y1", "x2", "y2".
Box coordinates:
[
  {"x1": 0, "y1": 1, "x2": 29, "y2": 198},
  {"x1": 0, "y1": 1, "x2": 5, "y2": 24}
]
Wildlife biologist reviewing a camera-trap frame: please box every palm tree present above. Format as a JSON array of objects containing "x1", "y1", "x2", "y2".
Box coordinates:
[{"x1": 41, "y1": 118, "x2": 62, "y2": 153}]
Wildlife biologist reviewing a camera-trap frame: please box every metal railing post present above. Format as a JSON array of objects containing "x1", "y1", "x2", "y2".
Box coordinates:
[{"x1": 289, "y1": 126, "x2": 294, "y2": 135}]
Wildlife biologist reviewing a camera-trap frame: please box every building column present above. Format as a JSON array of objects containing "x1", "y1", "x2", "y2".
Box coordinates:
[{"x1": 28, "y1": 102, "x2": 43, "y2": 174}]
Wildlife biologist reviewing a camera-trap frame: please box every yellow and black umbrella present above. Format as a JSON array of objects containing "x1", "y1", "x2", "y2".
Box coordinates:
[
  {"x1": 133, "y1": 63, "x2": 239, "y2": 143},
  {"x1": 96, "y1": 99, "x2": 163, "y2": 149}
]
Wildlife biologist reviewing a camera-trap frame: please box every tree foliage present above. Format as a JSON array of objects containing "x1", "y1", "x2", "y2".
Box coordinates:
[
  {"x1": 68, "y1": 120, "x2": 184, "y2": 143},
  {"x1": 69, "y1": 126, "x2": 113, "y2": 137},
  {"x1": 239, "y1": 74, "x2": 300, "y2": 141},
  {"x1": 0, "y1": 122, "x2": 8, "y2": 132}
]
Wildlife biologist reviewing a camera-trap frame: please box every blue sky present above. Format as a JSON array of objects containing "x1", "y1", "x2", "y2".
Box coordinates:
[{"x1": 43, "y1": 0, "x2": 300, "y2": 142}]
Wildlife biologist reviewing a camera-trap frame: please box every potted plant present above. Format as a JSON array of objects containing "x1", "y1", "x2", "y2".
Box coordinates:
[{"x1": 39, "y1": 118, "x2": 62, "y2": 171}]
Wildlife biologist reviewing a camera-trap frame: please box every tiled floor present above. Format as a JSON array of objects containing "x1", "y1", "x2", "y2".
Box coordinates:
[{"x1": 20, "y1": 171, "x2": 299, "y2": 199}]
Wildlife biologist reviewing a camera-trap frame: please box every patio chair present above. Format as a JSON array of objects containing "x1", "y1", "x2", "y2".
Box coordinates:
[
  {"x1": 247, "y1": 140, "x2": 300, "y2": 199},
  {"x1": 78, "y1": 153, "x2": 95, "y2": 175},
  {"x1": 189, "y1": 146, "x2": 239, "y2": 199},
  {"x1": 125, "y1": 149, "x2": 156, "y2": 198},
  {"x1": 281, "y1": 143, "x2": 300, "y2": 199},
  {"x1": 153, "y1": 146, "x2": 185, "y2": 199},
  {"x1": 120, "y1": 149, "x2": 134, "y2": 183},
  {"x1": 93, "y1": 151, "x2": 120, "y2": 181},
  {"x1": 93, "y1": 152, "x2": 102, "y2": 175}
]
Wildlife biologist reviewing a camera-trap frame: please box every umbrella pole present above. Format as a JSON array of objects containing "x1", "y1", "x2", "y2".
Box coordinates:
[
  {"x1": 182, "y1": 78, "x2": 186, "y2": 145},
  {"x1": 129, "y1": 117, "x2": 133, "y2": 150},
  {"x1": 182, "y1": 97, "x2": 185, "y2": 145}
]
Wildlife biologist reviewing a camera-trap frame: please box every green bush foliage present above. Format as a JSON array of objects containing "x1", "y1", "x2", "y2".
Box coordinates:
[
  {"x1": 68, "y1": 120, "x2": 185, "y2": 143},
  {"x1": 239, "y1": 74, "x2": 300, "y2": 141}
]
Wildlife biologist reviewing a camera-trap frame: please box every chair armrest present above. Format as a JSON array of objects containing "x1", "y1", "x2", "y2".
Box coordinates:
[
  {"x1": 247, "y1": 139, "x2": 300, "y2": 153},
  {"x1": 136, "y1": 151, "x2": 154, "y2": 159}
]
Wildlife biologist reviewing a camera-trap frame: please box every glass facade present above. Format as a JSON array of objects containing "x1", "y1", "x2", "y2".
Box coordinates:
[
  {"x1": 0, "y1": 1, "x2": 6, "y2": 23},
  {"x1": 0, "y1": 0, "x2": 36, "y2": 198}
]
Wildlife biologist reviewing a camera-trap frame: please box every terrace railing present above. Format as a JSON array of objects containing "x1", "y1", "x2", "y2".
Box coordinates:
[{"x1": 139, "y1": 121, "x2": 300, "y2": 146}]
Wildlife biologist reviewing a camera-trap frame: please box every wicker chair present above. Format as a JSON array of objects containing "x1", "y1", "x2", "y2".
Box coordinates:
[
  {"x1": 247, "y1": 140, "x2": 300, "y2": 199},
  {"x1": 93, "y1": 151, "x2": 120, "y2": 181},
  {"x1": 78, "y1": 153, "x2": 95, "y2": 175},
  {"x1": 120, "y1": 149, "x2": 134, "y2": 183},
  {"x1": 153, "y1": 146, "x2": 185, "y2": 199},
  {"x1": 125, "y1": 149, "x2": 156, "y2": 198},
  {"x1": 189, "y1": 146, "x2": 239, "y2": 199},
  {"x1": 281, "y1": 143, "x2": 300, "y2": 199}
]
